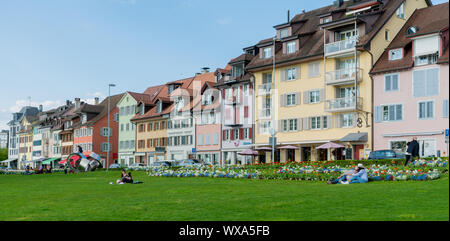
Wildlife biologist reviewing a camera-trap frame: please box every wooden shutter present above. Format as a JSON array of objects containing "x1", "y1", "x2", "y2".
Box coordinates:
[
  {"x1": 303, "y1": 91, "x2": 310, "y2": 104},
  {"x1": 295, "y1": 92, "x2": 301, "y2": 105},
  {"x1": 230, "y1": 130, "x2": 234, "y2": 140},
  {"x1": 303, "y1": 117, "x2": 310, "y2": 130},
  {"x1": 334, "y1": 115, "x2": 342, "y2": 128},
  {"x1": 279, "y1": 120, "x2": 284, "y2": 132},
  {"x1": 280, "y1": 94, "x2": 285, "y2": 107},
  {"x1": 249, "y1": 127, "x2": 253, "y2": 139},
  {"x1": 239, "y1": 129, "x2": 243, "y2": 140},
  {"x1": 374, "y1": 106, "x2": 381, "y2": 123},
  {"x1": 297, "y1": 118, "x2": 302, "y2": 131},
  {"x1": 222, "y1": 130, "x2": 226, "y2": 141},
  {"x1": 319, "y1": 88, "x2": 325, "y2": 102},
  {"x1": 282, "y1": 42, "x2": 287, "y2": 54},
  {"x1": 327, "y1": 115, "x2": 332, "y2": 129},
  {"x1": 443, "y1": 99, "x2": 449, "y2": 118},
  {"x1": 353, "y1": 113, "x2": 358, "y2": 127},
  {"x1": 280, "y1": 69, "x2": 286, "y2": 81},
  {"x1": 295, "y1": 66, "x2": 300, "y2": 80}
]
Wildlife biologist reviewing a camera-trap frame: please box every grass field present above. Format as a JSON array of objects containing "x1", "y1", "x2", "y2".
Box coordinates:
[{"x1": 0, "y1": 171, "x2": 448, "y2": 221}]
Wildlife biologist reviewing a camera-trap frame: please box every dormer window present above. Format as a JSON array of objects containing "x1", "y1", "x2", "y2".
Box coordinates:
[
  {"x1": 157, "y1": 101, "x2": 162, "y2": 113},
  {"x1": 280, "y1": 28, "x2": 289, "y2": 38},
  {"x1": 232, "y1": 65, "x2": 243, "y2": 78},
  {"x1": 286, "y1": 41, "x2": 296, "y2": 54},
  {"x1": 263, "y1": 47, "x2": 272, "y2": 59},
  {"x1": 407, "y1": 26, "x2": 418, "y2": 35},
  {"x1": 413, "y1": 35, "x2": 440, "y2": 66},
  {"x1": 168, "y1": 85, "x2": 174, "y2": 94},
  {"x1": 396, "y1": 2, "x2": 405, "y2": 19},
  {"x1": 389, "y1": 48, "x2": 403, "y2": 61},
  {"x1": 140, "y1": 105, "x2": 145, "y2": 115},
  {"x1": 81, "y1": 114, "x2": 87, "y2": 124},
  {"x1": 175, "y1": 97, "x2": 184, "y2": 111}
]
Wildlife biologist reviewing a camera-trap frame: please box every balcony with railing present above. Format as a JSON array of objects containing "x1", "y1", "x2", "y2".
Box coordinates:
[
  {"x1": 414, "y1": 52, "x2": 439, "y2": 66},
  {"x1": 325, "y1": 68, "x2": 362, "y2": 86},
  {"x1": 325, "y1": 36, "x2": 358, "y2": 57},
  {"x1": 258, "y1": 83, "x2": 272, "y2": 95},
  {"x1": 325, "y1": 97, "x2": 363, "y2": 112}
]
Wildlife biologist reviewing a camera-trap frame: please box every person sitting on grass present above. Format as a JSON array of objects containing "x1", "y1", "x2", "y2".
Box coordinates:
[
  {"x1": 116, "y1": 169, "x2": 134, "y2": 184},
  {"x1": 346, "y1": 164, "x2": 368, "y2": 184},
  {"x1": 328, "y1": 166, "x2": 359, "y2": 184}
]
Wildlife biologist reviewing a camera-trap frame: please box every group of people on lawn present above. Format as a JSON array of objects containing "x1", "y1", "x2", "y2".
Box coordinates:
[{"x1": 329, "y1": 137, "x2": 420, "y2": 185}]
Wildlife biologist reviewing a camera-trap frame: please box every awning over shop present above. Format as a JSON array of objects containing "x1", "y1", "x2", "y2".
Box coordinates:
[
  {"x1": 0, "y1": 158, "x2": 18, "y2": 164},
  {"x1": 340, "y1": 132, "x2": 368, "y2": 142},
  {"x1": 42, "y1": 158, "x2": 61, "y2": 165},
  {"x1": 27, "y1": 158, "x2": 47, "y2": 163}
]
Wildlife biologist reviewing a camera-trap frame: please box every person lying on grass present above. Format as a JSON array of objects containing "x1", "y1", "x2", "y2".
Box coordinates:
[
  {"x1": 345, "y1": 164, "x2": 368, "y2": 184},
  {"x1": 328, "y1": 166, "x2": 359, "y2": 184}
]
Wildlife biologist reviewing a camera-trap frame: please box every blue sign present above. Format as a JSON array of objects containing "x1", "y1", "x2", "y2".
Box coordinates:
[
  {"x1": 192, "y1": 148, "x2": 197, "y2": 153},
  {"x1": 445, "y1": 129, "x2": 449, "y2": 137}
]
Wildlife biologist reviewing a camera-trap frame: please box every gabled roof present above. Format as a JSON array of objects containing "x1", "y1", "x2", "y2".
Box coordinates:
[
  {"x1": 79, "y1": 93, "x2": 125, "y2": 127},
  {"x1": 246, "y1": 0, "x2": 432, "y2": 71},
  {"x1": 371, "y1": 2, "x2": 449, "y2": 74}
]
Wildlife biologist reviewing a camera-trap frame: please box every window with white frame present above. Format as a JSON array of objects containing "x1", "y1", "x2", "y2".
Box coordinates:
[
  {"x1": 101, "y1": 128, "x2": 112, "y2": 137},
  {"x1": 342, "y1": 114, "x2": 354, "y2": 128},
  {"x1": 263, "y1": 47, "x2": 272, "y2": 59},
  {"x1": 82, "y1": 114, "x2": 87, "y2": 124},
  {"x1": 286, "y1": 94, "x2": 296, "y2": 106},
  {"x1": 389, "y1": 49, "x2": 403, "y2": 60},
  {"x1": 308, "y1": 62, "x2": 320, "y2": 78},
  {"x1": 289, "y1": 119, "x2": 298, "y2": 131},
  {"x1": 311, "y1": 117, "x2": 321, "y2": 130},
  {"x1": 243, "y1": 84, "x2": 249, "y2": 96},
  {"x1": 101, "y1": 143, "x2": 112, "y2": 152},
  {"x1": 309, "y1": 90, "x2": 320, "y2": 103},
  {"x1": 243, "y1": 128, "x2": 249, "y2": 139},
  {"x1": 287, "y1": 41, "x2": 296, "y2": 54},
  {"x1": 280, "y1": 28, "x2": 289, "y2": 38},
  {"x1": 413, "y1": 68, "x2": 439, "y2": 97},
  {"x1": 396, "y1": 2, "x2": 405, "y2": 19},
  {"x1": 418, "y1": 101, "x2": 434, "y2": 119},
  {"x1": 213, "y1": 133, "x2": 219, "y2": 145},
  {"x1": 382, "y1": 104, "x2": 403, "y2": 121},
  {"x1": 233, "y1": 129, "x2": 239, "y2": 140},
  {"x1": 385, "y1": 73, "x2": 399, "y2": 92},
  {"x1": 323, "y1": 116, "x2": 328, "y2": 129},
  {"x1": 286, "y1": 67, "x2": 297, "y2": 80},
  {"x1": 224, "y1": 130, "x2": 230, "y2": 141},
  {"x1": 205, "y1": 134, "x2": 211, "y2": 145},
  {"x1": 260, "y1": 121, "x2": 272, "y2": 134},
  {"x1": 198, "y1": 134, "x2": 203, "y2": 145}
]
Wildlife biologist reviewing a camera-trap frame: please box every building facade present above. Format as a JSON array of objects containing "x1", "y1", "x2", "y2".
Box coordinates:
[
  {"x1": 247, "y1": 0, "x2": 430, "y2": 162},
  {"x1": 371, "y1": 2, "x2": 449, "y2": 157},
  {"x1": 0, "y1": 130, "x2": 8, "y2": 149},
  {"x1": 7, "y1": 106, "x2": 39, "y2": 163}
]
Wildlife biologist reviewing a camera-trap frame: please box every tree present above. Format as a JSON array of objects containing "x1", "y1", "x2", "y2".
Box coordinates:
[{"x1": 0, "y1": 148, "x2": 8, "y2": 162}]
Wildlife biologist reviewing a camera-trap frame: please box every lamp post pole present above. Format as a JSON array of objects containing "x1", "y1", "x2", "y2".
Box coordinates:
[
  {"x1": 271, "y1": 37, "x2": 279, "y2": 164},
  {"x1": 107, "y1": 84, "x2": 116, "y2": 171}
]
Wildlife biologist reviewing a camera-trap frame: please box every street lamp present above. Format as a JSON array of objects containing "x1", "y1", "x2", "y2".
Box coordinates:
[
  {"x1": 107, "y1": 83, "x2": 116, "y2": 171},
  {"x1": 271, "y1": 37, "x2": 280, "y2": 164}
]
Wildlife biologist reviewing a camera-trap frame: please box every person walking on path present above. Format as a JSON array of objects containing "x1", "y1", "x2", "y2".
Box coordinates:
[{"x1": 405, "y1": 137, "x2": 420, "y2": 166}]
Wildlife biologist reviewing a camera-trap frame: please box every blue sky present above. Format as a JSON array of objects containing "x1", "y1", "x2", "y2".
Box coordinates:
[{"x1": 0, "y1": 0, "x2": 447, "y2": 130}]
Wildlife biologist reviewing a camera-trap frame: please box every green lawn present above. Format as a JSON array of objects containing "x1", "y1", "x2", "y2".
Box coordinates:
[{"x1": 0, "y1": 171, "x2": 448, "y2": 221}]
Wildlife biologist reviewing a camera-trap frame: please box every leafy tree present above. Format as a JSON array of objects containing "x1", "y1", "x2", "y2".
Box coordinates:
[{"x1": 0, "y1": 148, "x2": 8, "y2": 162}]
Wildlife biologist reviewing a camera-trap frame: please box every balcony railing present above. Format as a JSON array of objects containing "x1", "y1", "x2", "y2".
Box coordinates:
[
  {"x1": 258, "y1": 83, "x2": 272, "y2": 95},
  {"x1": 414, "y1": 52, "x2": 439, "y2": 66},
  {"x1": 259, "y1": 108, "x2": 271, "y2": 118},
  {"x1": 325, "y1": 68, "x2": 362, "y2": 85},
  {"x1": 325, "y1": 36, "x2": 358, "y2": 56},
  {"x1": 325, "y1": 97, "x2": 363, "y2": 112}
]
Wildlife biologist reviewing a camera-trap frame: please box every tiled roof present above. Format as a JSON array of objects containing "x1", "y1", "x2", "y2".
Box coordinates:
[
  {"x1": 371, "y1": 2, "x2": 449, "y2": 74},
  {"x1": 246, "y1": 0, "x2": 430, "y2": 71},
  {"x1": 128, "y1": 91, "x2": 155, "y2": 105},
  {"x1": 82, "y1": 93, "x2": 125, "y2": 126}
]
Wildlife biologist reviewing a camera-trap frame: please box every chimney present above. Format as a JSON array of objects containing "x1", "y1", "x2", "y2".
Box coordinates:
[
  {"x1": 201, "y1": 67, "x2": 210, "y2": 74},
  {"x1": 75, "y1": 98, "x2": 81, "y2": 109},
  {"x1": 302, "y1": 9, "x2": 306, "y2": 13},
  {"x1": 39, "y1": 105, "x2": 43, "y2": 112},
  {"x1": 66, "y1": 100, "x2": 71, "y2": 106},
  {"x1": 94, "y1": 97, "x2": 100, "y2": 105},
  {"x1": 287, "y1": 10, "x2": 290, "y2": 23}
]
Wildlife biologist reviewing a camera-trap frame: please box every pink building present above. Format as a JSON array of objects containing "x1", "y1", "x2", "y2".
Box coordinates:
[{"x1": 371, "y1": 3, "x2": 449, "y2": 157}]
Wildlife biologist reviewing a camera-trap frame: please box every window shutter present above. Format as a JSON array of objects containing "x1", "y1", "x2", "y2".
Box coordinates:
[
  {"x1": 280, "y1": 94, "x2": 285, "y2": 107},
  {"x1": 249, "y1": 127, "x2": 253, "y2": 139},
  {"x1": 239, "y1": 129, "x2": 244, "y2": 140},
  {"x1": 295, "y1": 92, "x2": 301, "y2": 105},
  {"x1": 374, "y1": 106, "x2": 381, "y2": 123},
  {"x1": 303, "y1": 91, "x2": 310, "y2": 104},
  {"x1": 327, "y1": 115, "x2": 332, "y2": 129},
  {"x1": 297, "y1": 118, "x2": 303, "y2": 131},
  {"x1": 280, "y1": 69, "x2": 286, "y2": 81},
  {"x1": 282, "y1": 42, "x2": 287, "y2": 54},
  {"x1": 303, "y1": 117, "x2": 310, "y2": 130},
  {"x1": 426, "y1": 68, "x2": 439, "y2": 96},
  {"x1": 353, "y1": 114, "x2": 358, "y2": 127},
  {"x1": 319, "y1": 89, "x2": 325, "y2": 102},
  {"x1": 396, "y1": 105, "x2": 402, "y2": 120},
  {"x1": 334, "y1": 115, "x2": 342, "y2": 128},
  {"x1": 413, "y1": 70, "x2": 426, "y2": 97},
  {"x1": 443, "y1": 99, "x2": 449, "y2": 118},
  {"x1": 240, "y1": 85, "x2": 243, "y2": 103},
  {"x1": 222, "y1": 130, "x2": 226, "y2": 141},
  {"x1": 279, "y1": 120, "x2": 284, "y2": 132},
  {"x1": 392, "y1": 74, "x2": 399, "y2": 90},
  {"x1": 385, "y1": 75, "x2": 391, "y2": 91},
  {"x1": 295, "y1": 66, "x2": 300, "y2": 80},
  {"x1": 230, "y1": 130, "x2": 234, "y2": 140}
]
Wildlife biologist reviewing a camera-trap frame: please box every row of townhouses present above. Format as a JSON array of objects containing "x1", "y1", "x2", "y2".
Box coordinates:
[{"x1": 3, "y1": 0, "x2": 449, "y2": 169}]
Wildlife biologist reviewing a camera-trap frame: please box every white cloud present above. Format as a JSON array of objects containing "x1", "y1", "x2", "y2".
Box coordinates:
[
  {"x1": 83, "y1": 92, "x2": 106, "y2": 105},
  {"x1": 9, "y1": 99, "x2": 63, "y2": 113}
]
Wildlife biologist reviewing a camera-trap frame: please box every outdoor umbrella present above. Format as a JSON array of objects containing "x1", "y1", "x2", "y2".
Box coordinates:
[
  {"x1": 238, "y1": 149, "x2": 258, "y2": 165},
  {"x1": 316, "y1": 142, "x2": 344, "y2": 149},
  {"x1": 278, "y1": 145, "x2": 299, "y2": 149},
  {"x1": 255, "y1": 147, "x2": 272, "y2": 151}
]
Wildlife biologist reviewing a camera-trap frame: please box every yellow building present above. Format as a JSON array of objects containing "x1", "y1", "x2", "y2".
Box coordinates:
[
  {"x1": 247, "y1": 0, "x2": 430, "y2": 162},
  {"x1": 18, "y1": 116, "x2": 35, "y2": 169}
]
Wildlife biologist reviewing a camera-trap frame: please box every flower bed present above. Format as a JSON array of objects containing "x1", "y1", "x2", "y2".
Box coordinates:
[{"x1": 147, "y1": 158, "x2": 447, "y2": 182}]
